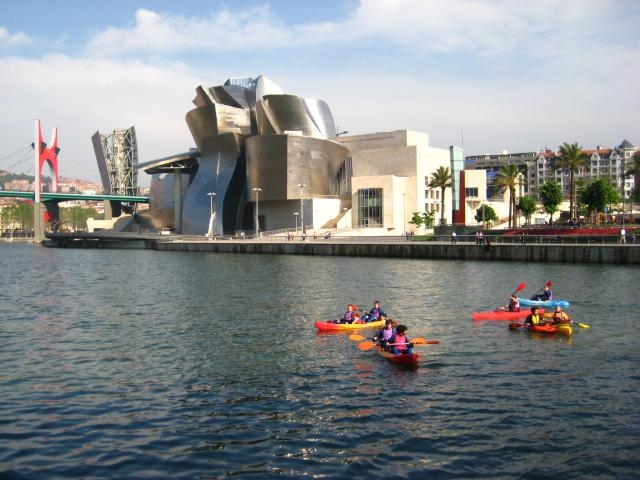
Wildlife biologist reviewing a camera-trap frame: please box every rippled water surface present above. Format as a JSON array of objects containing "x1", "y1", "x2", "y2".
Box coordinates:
[{"x1": 1, "y1": 243, "x2": 639, "y2": 479}]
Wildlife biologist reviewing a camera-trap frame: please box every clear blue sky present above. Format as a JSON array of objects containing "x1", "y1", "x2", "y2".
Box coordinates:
[{"x1": 1, "y1": 0, "x2": 639, "y2": 184}]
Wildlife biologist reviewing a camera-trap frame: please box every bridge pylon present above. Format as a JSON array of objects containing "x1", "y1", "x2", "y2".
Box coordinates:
[{"x1": 33, "y1": 119, "x2": 61, "y2": 243}]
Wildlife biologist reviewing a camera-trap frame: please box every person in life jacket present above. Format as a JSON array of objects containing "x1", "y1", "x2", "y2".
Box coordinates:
[
  {"x1": 363, "y1": 300, "x2": 387, "y2": 323},
  {"x1": 334, "y1": 304, "x2": 360, "y2": 324},
  {"x1": 496, "y1": 295, "x2": 520, "y2": 312},
  {"x1": 543, "y1": 305, "x2": 571, "y2": 324},
  {"x1": 531, "y1": 285, "x2": 553, "y2": 301},
  {"x1": 523, "y1": 306, "x2": 543, "y2": 328},
  {"x1": 371, "y1": 317, "x2": 395, "y2": 350},
  {"x1": 388, "y1": 324, "x2": 414, "y2": 355}
]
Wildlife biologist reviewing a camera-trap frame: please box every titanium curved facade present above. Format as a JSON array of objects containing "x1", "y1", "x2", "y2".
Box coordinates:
[{"x1": 144, "y1": 75, "x2": 348, "y2": 235}]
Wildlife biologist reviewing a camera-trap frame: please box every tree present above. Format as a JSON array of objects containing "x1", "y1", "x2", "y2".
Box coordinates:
[
  {"x1": 555, "y1": 142, "x2": 589, "y2": 221},
  {"x1": 517, "y1": 196, "x2": 537, "y2": 225},
  {"x1": 409, "y1": 212, "x2": 424, "y2": 231},
  {"x1": 625, "y1": 151, "x2": 640, "y2": 202},
  {"x1": 428, "y1": 166, "x2": 451, "y2": 226},
  {"x1": 493, "y1": 164, "x2": 520, "y2": 228},
  {"x1": 422, "y1": 210, "x2": 436, "y2": 228},
  {"x1": 474, "y1": 204, "x2": 497, "y2": 227},
  {"x1": 539, "y1": 181, "x2": 563, "y2": 225},
  {"x1": 409, "y1": 210, "x2": 436, "y2": 232},
  {"x1": 579, "y1": 179, "x2": 621, "y2": 222}
]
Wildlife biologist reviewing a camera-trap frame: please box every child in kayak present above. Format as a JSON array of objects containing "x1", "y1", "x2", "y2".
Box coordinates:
[
  {"x1": 388, "y1": 325, "x2": 414, "y2": 355},
  {"x1": 334, "y1": 304, "x2": 360, "y2": 324},
  {"x1": 496, "y1": 295, "x2": 520, "y2": 312},
  {"x1": 543, "y1": 305, "x2": 571, "y2": 324},
  {"x1": 372, "y1": 317, "x2": 395, "y2": 350},
  {"x1": 362, "y1": 300, "x2": 387, "y2": 323}
]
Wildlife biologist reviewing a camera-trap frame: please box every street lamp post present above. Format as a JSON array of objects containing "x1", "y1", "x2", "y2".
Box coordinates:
[
  {"x1": 206, "y1": 192, "x2": 216, "y2": 238},
  {"x1": 252, "y1": 187, "x2": 262, "y2": 238},
  {"x1": 294, "y1": 212, "x2": 299, "y2": 235},
  {"x1": 297, "y1": 183, "x2": 307, "y2": 239},
  {"x1": 402, "y1": 193, "x2": 406, "y2": 236}
]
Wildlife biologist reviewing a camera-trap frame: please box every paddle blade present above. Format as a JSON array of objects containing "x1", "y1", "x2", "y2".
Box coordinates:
[
  {"x1": 577, "y1": 323, "x2": 590, "y2": 329},
  {"x1": 509, "y1": 322, "x2": 523, "y2": 330},
  {"x1": 412, "y1": 338, "x2": 440, "y2": 345},
  {"x1": 511, "y1": 283, "x2": 526, "y2": 295},
  {"x1": 349, "y1": 334, "x2": 365, "y2": 341},
  {"x1": 358, "y1": 341, "x2": 377, "y2": 351}
]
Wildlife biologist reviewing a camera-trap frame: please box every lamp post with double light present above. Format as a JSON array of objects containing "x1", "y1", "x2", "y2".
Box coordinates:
[
  {"x1": 297, "y1": 183, "x2": 307, "y2": 239},
  {"x1": 252, "y1": 187, "x2": 262, "y2": 238},
  {"x1": 206, "y1": 192, "x2": 216, "y2": 238}
]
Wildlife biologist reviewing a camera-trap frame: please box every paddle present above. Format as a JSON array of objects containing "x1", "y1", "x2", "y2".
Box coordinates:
[
  {"x1": 497, "y1": 283, "x2": 526, "y2": 311},
  {"x1": 511, "y1": 282, "x2": 527, "y2": 296},
  {"x1": 532, "y1": 281, "x2": 553, "y2": 296},
  {"x1": 358, "y1": 338, "x2": 440, "y2": 351}
]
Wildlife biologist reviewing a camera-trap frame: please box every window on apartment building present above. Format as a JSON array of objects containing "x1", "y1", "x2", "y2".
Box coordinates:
[
  {"x1": 465, "y1": 187, "x2": 478, "y2": 198},
  {"x1": 357, "y1": 188, "x2": 383, "y2": 228}
]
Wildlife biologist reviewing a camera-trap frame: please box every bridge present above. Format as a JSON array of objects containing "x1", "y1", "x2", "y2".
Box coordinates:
[{"x1": 0, "y1": 190, "x2": 149, "y2": 203}]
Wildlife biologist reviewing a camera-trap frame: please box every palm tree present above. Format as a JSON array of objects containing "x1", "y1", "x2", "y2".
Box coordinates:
[
  {"x1": 429, "y1": 166, "x2": 451, "y2": 225},
  {"x1": 493, "y1": 164, "x2": 520, "y2": 228},
  {"x1": 555, "y1": 142, "x2": 589, "y2": 221}
]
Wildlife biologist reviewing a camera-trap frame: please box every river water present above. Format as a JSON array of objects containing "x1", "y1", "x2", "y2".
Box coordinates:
[{"x1": 0, "y1": 242, "x2": 638, "y2": 479}]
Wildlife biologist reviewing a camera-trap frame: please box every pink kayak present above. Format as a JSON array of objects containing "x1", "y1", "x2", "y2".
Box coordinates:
[{"x1": 472, "y1": 308, "x2": 545, "y2": 321}]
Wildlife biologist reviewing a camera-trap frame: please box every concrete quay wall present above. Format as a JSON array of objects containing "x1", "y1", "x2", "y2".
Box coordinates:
[{"x1": 154, "y1": 240, "x2": 640, "y2": 265}]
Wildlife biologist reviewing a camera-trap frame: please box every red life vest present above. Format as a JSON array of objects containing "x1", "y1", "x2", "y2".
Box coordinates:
[{"x1": 394, "y1": 334, "x2": 408, "y2": 351}]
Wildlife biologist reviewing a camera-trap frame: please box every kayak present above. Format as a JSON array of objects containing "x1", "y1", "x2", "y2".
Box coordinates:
[
  {"x1": 472, "y1": 308, "x2": 545, "y2": 321},
  {"x1": 509, "y1": 322, "x2": 572, "y2": 336},
  {"x1": 374, "y1": 346, "x2": 420, "y2": 365},
  {"x1": 528, "y1": 323, "x2": 572, "y2": 336},
  {"x1": 517, "y1": 297, "x2": 571, "y2": 308},
  {"x1": 315, "y1": 318, "x2": 385, "y2": 332}
]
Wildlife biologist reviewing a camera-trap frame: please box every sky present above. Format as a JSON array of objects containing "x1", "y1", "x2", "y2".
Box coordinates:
[{"x1": 1, "y1": 0, "x2": 639, "y2": 186}]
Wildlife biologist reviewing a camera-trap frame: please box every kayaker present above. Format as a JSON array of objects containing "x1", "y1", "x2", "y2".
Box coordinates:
[
  {"x1": 372, "y1": 317, "x2": 396, "y2": 350},
  {"x1": 334, "y1": 303, "x2": 360, "y2": 324},
  {"x1": 543, "y1": 305, "x2": 571, "y2": 325},
  {"x1": 389, "y1": 325, "x2": 414, "y2": 355},
  {"x1": 363, "y1": 300, "x2": 387, "y2": 323},
  {"x1": 523, "y1": 306, "x2": 543, "y2": 328},
  {"x1": 531, "y1": 285, "x2": 553, "y2": 301},
  {"x1": 496, "y1": 295, "x2": 520, "y2": 312}
]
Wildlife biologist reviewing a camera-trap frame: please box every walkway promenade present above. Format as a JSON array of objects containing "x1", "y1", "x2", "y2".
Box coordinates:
[{"x1": 42, "y1": 231, "x2": 640, "y2": 265}]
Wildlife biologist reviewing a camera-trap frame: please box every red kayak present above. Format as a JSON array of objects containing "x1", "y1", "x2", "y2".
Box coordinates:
[
  {"x1": 472, "y1": 308, "x2": 545, "y2": 321},
  {"x1": 375, "y1": 347, "x2": 420, "y2": 365}
]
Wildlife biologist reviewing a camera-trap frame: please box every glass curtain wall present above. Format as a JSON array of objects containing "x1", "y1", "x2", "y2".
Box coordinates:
[{"x1": 357, "y1": 188, "x2": 383, "y2": 227}]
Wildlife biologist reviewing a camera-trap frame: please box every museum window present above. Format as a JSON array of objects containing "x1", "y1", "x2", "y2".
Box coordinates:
[
  {"x1": 357, "y1": 188, "x2": 383, "y2": 228},
  {"x1": 465, "y1": 187, "x2": 478, "y2": 198}
]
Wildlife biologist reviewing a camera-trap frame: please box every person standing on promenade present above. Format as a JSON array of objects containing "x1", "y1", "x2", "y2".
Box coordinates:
[
  {"x1": 620, "y1": 227, "x2": 626, "y2": 244},
  {"x1": 451, "y1": 231, "x2": 457, "y2": 244}
]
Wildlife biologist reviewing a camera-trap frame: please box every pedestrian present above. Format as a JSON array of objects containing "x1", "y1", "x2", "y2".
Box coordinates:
[
  {"x1": 620, "y1": 227, "x2": 626, "y2": 244},
  {"x1": 451, "y1": 231, "x2": 457, "y2": 244}
]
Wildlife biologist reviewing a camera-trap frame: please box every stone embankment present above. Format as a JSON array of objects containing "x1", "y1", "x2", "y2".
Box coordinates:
[{"x1": 42, "y1": 232, "x2": 640, "y2": 264}]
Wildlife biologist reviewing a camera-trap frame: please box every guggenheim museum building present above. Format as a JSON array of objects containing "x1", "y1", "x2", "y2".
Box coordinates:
[{"x1": 137, "y1": 75, "x2": 469, "y2": 236}]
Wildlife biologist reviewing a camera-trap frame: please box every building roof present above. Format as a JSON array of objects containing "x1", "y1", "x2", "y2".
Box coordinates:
[{"x1": 137, "y1": 151, "x2": 201, "y2": 174}]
